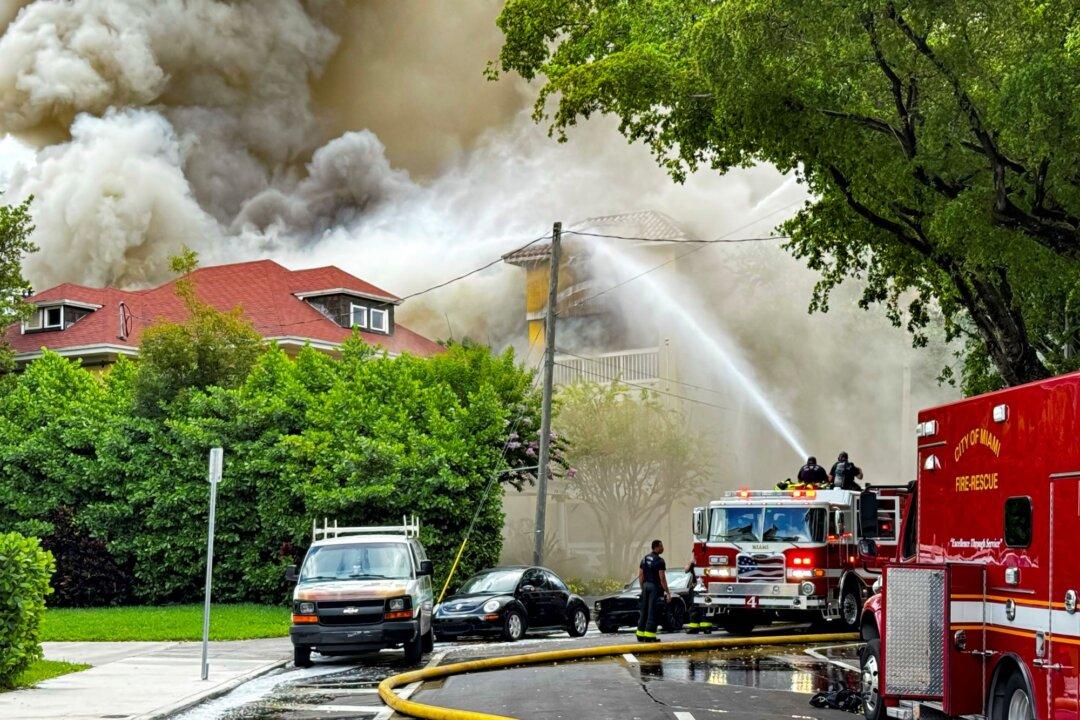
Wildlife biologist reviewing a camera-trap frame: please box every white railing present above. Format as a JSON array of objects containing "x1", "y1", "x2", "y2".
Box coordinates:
[{"x1": 553, "y1": 347, "x2": 661, "y2": 387}]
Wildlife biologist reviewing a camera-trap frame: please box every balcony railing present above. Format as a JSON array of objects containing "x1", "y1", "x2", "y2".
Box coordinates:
[{"x1": 553, "y1": 347, "x2": 661, "y2": 387}]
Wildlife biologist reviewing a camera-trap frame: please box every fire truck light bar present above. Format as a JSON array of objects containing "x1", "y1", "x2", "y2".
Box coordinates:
[{"x1": 724, "y1": 489, "x2": 820, "y2": 498}]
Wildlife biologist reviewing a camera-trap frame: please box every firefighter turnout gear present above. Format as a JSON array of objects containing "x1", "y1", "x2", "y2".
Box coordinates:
[{"x1": 636, "y1": 550, "x2": 666, "y2": 642}]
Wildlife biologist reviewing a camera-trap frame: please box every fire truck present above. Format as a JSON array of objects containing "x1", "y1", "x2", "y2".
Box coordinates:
[
  {"x1": 857, "y1": 372, "x2": 1080, "y2": 720},
  {"x1": 690, "y1": 485, "x2": 911, "y2": 634}
]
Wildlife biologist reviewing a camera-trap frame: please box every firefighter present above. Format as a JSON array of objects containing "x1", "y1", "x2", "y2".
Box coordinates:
[
  {"x1": 829, "y1": 451, "x2": 864, "y2": 491},
  {"x1": 683, "y1": 560, "x2": 713, "y2": 635},
  {"x1": 636, "y1": 539, "x2": 669, "y2": 643},
  {"x1": 797, "y1": 456, "x2": 829, "y2": 487}
]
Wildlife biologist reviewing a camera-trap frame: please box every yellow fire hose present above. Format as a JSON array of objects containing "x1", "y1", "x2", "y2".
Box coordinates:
[{"x1": 378, "y1": 631, "x2": 859, "y2": 720}]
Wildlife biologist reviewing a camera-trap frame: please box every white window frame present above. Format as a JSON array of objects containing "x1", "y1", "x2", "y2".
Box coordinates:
[
  {"x1": 369, "y1": 307, "x2": 389, "y2": 333},
  {"x1": 349, "y1": 303, "x2": 368, "y2": 329},
  {"x1": 43, "y1": 306, "x2": 63, "y2": 329}
]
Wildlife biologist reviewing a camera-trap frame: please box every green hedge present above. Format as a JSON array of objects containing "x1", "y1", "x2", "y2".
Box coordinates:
[{"x1": 0, "y1": 533, "x2": 54, "y2": 689}]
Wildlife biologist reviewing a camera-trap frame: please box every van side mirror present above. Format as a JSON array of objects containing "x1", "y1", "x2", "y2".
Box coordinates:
[
  {"x1": 419, "y1": 560, "x2": 434, "y2": 577},
  {"x1": 285, "y1": 565, "x2": 299, "y2": 583},
  {"x1": 860, "y1": 490, "x2": 880, "y2": 537},
  {"x1": 858, "y1": 538, "x2": 878, "y2": 558}
]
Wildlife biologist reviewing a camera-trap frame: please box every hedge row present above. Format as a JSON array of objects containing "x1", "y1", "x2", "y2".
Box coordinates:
[
  {"x1": 0, "y1": 532, "x2": 54, "y2": 689},
  {"x1": 0, "y1": 340, "x2": 540, "y2": 605}
]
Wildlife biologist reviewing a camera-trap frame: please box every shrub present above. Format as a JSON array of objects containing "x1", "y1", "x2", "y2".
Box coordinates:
[
  {"x1": 0, "y1": 532, "x2": 54, "y2": 689},
  {"x1": 39, "y1": 507, "x2": 132, "y2": 607}
]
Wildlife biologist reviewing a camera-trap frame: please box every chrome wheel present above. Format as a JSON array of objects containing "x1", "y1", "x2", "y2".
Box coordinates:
[
  {"x1": 1007, "y1": 688, "x2": 1033, "y2": 720},
  {"x1": 843, "y1": 591, "x2": 860, "y2": 627},
  {"x1": 507, "y1": 612, "x2": 524, "y2": 640},
  {"x1": 861, "y1": 653, "x2": 879, "y2": 714},
  {"x1": 574, "y1": 609, "x2": 587, "y2": 635}
]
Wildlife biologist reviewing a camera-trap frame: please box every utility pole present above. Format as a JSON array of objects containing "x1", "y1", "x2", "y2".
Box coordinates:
[{"x1": 533, "y1": 222, "x2": 561, "y2": 566}]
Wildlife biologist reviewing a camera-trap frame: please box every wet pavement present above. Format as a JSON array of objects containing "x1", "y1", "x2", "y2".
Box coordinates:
[{"x1": 171, "y1": 630, "x2": 865, "y2": 720}]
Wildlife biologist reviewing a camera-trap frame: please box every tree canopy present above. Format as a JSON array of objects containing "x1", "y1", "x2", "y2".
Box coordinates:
[
  {"x1": 0, "y1": 198, "x2": 35, "y2": 371},
  {"x1": 495, "y1": 0, "x2": 1080, "y2": 393}
]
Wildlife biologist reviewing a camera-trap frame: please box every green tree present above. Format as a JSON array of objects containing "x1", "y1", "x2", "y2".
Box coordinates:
[
  {"x1": 0, "y1": 198, "x2": 35, "y2": 372},
  {"x1": 494, "y1": 0, "x2": 1080, "y2": 392},
  {"x1": 134, "y1": 248, "x2": 263, "y2": 415},
  {"x1": 555, "y1": 381, "x2": 707, "y2": 575}
]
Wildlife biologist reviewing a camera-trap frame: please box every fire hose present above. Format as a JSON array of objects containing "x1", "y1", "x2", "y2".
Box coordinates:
[{"x1": 378, "y1": 631, "x2": 859, "y2": 720}]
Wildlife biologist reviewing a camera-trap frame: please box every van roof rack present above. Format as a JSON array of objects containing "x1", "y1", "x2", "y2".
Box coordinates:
[{"x1": 312, "y1": 515, "x2": 421, "y2": 541}]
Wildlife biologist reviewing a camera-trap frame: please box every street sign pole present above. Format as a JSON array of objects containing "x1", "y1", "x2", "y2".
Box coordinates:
[{"x1": 201, "y1": 447, "x2": 223, "y2": 681}]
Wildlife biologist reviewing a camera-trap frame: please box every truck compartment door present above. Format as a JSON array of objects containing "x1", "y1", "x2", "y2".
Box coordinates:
[
  {"x1": 944, "y1": 563, "x2": 987, "y2": 717},
  {"x1": 1049, "y1": 474, "x2": 1080, "y2": 720},
  {"x1": 884, "y1": 565, "x2": 946, "y2": 702}
]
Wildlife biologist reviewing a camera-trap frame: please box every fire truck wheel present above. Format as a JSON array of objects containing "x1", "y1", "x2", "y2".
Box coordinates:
[
  {"x1": 720, "y1": 613, "x2": 757, "y2": 635},
  {"x1": 840, "y1": 582, "x2": 862, "y2": 630},
  {"x1": 992, "y1": 669, "x2": 1035, "y2": 720},
  {"x1": 859, "y1": 639, "x2": 883, "y2": 720},
  {"x1": 293, "y1": 645, "x2": 313, "y2": 669}
]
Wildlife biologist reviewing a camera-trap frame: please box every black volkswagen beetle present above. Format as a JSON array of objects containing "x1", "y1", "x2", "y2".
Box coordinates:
[
  {"x1": 593, "y1": 570, "x2": 694, "y2": 634},
  {"x1": 433, "y1": 565, "x2": 590, "y2": 642}
]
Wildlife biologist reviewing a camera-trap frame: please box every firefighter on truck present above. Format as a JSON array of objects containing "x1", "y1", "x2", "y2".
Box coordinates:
[
  {"x1": 689, "y1": 484, "x2": 909, "y2": 636},
  {"x1": 856, "y1": 372, "x2": 1080, "y2": 720}
]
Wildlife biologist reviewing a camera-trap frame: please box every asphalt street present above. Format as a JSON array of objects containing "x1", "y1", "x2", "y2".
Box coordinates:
[{"x1": 172, "y1": 628, "x2": 862, "y2": 720}]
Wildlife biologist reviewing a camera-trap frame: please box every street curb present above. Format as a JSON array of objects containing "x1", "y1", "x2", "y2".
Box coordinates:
[{"x1": 131, "y1": 657, "x2": 291, "y2": 720}]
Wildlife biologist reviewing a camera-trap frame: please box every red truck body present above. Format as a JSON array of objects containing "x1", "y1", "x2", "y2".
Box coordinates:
[
  {"x1": 690, "y1": 486, "x2": 910, "y2": 633},
  {"x1": 861, "y1": 371, "x2": 1080, "y2": 720}
]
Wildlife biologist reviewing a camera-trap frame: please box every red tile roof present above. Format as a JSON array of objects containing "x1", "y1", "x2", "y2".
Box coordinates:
[{"x1": 4, "y1": 260, "x2": 442, "y2": 360}]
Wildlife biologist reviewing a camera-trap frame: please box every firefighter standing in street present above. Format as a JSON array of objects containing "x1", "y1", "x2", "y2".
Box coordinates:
[
  {"x1": 683, "y1": 559, "x2": 712, "y2": 635},
  {"x1": 636, "y1": 539, "x2": 669, "y2": 642}
]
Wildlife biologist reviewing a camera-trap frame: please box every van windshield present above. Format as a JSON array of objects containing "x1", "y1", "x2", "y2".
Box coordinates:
[
  {"x1": 709, "y1": 506, "x2": 826, "y2": 543},
  {"x1": 300, "y1": 542, "x2": 413, "y2": 582}
]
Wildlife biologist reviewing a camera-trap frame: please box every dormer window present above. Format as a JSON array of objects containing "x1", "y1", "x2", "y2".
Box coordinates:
[
  {"x1": 44, "y1": 307, "x2": 63, "y2": 329},
  {"x1": 350, "y1": 304, "x2": 368, "y2": 329},
  {"x1": 21, "y1": 300, "x2": 100, "y2": 333},
  {"x1": 370, "y1": 308, "x2": 388, "y2": 333}
]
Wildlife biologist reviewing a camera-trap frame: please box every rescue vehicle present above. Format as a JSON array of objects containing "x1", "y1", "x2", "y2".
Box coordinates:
[
  {"x1": 857, "y1": 372, "x2": 1080, "y2": 720},
  {"x1": 690, "y1": 485, "x2": 911, "y2": 634}
]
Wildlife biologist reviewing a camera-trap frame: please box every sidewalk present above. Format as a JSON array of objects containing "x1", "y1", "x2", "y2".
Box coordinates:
[{"x1": 0, "y1": 637, "x2": 292, "y2": 720}]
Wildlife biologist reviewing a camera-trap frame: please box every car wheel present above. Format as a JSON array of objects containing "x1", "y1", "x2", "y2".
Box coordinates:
[
  {"x1": 502, "y1": 609, "x2": 526, "y2": 642},
  {"x1": 859, "y1": 639, "x2": 884, "y2": 720},
  {"x1": 992, "y1": 669, "x2": 1035, "y2": 720},
  {"x1": 422, "y1": 625, "x2": 434, "y2": 653},
  {"x1": 661, "y1": 599, "x2": 686, "y2": 632},
  {"x1": 567, "y1": 606, "x2": 589, "y2": 637},
  {"x1": 597, "y1": 620, "x2": 619, "y2": 634},
  {"x1": 403, "y1": 622, "x2": 425, "y2": 664},
  {"x1": 840, "y1": 582, "x2": 862, "y2": 631},
  {"x1": 293, "y1": 645, "x2": 313, "y2": 668}
]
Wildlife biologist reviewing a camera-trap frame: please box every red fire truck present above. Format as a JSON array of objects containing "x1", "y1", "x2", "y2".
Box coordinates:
[
  {"x1": 690, "y1": 485, "x2": 911, "y2": 634},
  {"x1": 857, "y1": 372, "x2": 1080, "y2": 720}
]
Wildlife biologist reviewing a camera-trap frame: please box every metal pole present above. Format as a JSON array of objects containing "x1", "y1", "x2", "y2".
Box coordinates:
[
  {"x1": 533, "y1": 222, "x2": 561, "y2": 566},
  {"x1": 201, "y1": 447, "x2": 223, "y2": 681}
]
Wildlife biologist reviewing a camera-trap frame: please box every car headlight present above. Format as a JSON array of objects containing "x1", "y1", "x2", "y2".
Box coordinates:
[
  {"x1": 298, "y1": 602, "x2": 315, "y2": 614},
  {"x1": 389, "y1": 597, "x2": 406, "y2": 612},
  {"x1": 483, "y1": 599, "x2": 501, "y2": 613}
]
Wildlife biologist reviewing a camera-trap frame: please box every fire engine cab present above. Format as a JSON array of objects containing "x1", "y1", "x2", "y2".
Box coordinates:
[
  {"x1": 857, "y1": 372, "x2": 1080, "y2": 720},
  {"x1": 690, "y1": 485, "x2": 910, "y2": 634}
]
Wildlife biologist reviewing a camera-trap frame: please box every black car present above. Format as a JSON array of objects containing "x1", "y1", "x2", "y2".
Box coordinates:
[
  {"x1": 593, "y1": 570, "x2": 694, "y2": 634},
  {"x1": 433, "y1": 566, "x2": 590, "y2": 642}
]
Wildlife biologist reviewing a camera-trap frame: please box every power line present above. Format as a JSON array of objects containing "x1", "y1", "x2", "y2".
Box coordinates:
[
  {"x1": 554, "y1": 347, "x2": 732, "y2": 398},
  {"x1": 396, "y1": 232, "x2": 551, "y2": 303},
  {"x1": 552, "y1": 361, "x2": 732, "y2": 411}
]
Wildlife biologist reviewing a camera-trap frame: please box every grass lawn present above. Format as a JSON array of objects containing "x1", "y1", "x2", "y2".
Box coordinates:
[
  {"x1": 41, "y1": 604, "x2": 289, "y2": 642},
  {"x1": 5, "y1": 659, "x2": 90, "y2": 691}
]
